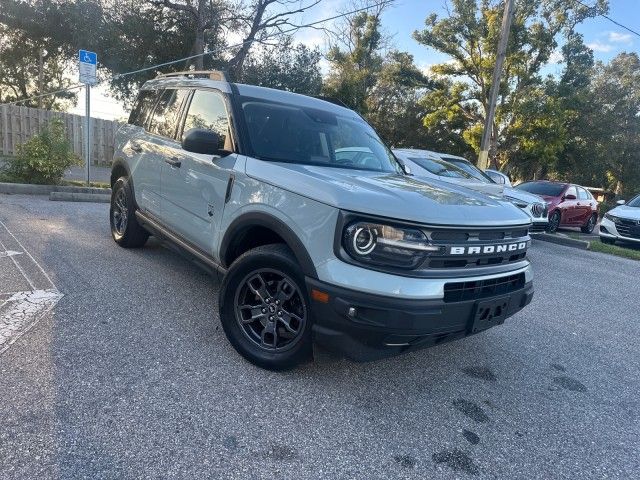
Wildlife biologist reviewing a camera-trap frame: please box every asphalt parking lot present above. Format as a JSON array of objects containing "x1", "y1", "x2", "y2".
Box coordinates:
[{"x1": 1, "y1": 193, "x2": 638, "y2": 479}]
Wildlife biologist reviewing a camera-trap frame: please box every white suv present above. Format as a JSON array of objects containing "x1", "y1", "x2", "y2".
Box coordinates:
[{"x1": 110, "y1": 71, "x2": 534, "y2": 370}]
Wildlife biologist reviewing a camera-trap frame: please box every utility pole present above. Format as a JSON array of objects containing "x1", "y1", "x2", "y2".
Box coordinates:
[{"x1": 478, "y1": 0, "x2": 515, "y2": 170}]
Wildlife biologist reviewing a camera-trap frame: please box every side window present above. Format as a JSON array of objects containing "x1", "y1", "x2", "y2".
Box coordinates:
[
  {"x1": 577, "y1": 187, "x2": 590, "y2": 200},
  {"x1": 148, "y1": 89, "x2": 188, "y2": 138},
  {"x1": 565, "y1": 186, "x2": 577, "y2": 198},
  {"x1": 128, "y1": 90, "x2": 158, "y2": 127},
  {"x1": 183, "y1": 90, "x2": 231, "y2": 151}
]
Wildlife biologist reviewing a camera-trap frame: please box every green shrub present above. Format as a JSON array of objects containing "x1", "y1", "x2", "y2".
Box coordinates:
[{"x1": 2, "y1": 118, "x2": 81, "y2": 185}]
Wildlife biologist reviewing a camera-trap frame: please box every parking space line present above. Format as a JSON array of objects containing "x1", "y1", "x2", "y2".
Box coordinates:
[
  {"x1": 0, "y1": 219, "x2": 57, "y2": 290},
  {"x1": 0, "y1": 237, "x2": 35, "y2": 290},
  {"x1": 0, "y1": 219, "x2": 62, "y2": 355}
]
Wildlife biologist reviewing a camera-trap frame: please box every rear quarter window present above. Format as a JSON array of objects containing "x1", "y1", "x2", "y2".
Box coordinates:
[{"x1": 128, "y1": 90, "x2": 158, "y2": 127}]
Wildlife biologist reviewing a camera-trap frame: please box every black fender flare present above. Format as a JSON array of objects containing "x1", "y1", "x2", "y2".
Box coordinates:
[
  {"x1": 220, "y1": 211, "x2": 318, "y2": 279},
  {"x1": 110, "y1": 159, "x2": 139, "y2": 208}
]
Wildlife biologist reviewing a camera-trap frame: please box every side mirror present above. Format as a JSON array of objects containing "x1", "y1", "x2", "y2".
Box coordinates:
[
  {"x1": 564, "y1": 194, "x2": 577, "y2": 200},
  {"x1": 182, "y1": 128, "x2": 228, "y2": 156},
  {"x1": 616, "y1": 199, "x2": 626, "y2": 205}
]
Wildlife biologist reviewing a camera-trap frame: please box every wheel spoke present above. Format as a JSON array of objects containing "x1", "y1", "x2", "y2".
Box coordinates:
[
  {"x1": 275, "y1": 279, "x2": 296, "y2": 303},
  {"x1": 261, "y1": 320, "x2": 278, "y2": 348},
  {"x1": 277, "y1": 308, "x2": 303, "y2": 334},
  {"x1": 238, "y1": 304, "x2": 267, "y2": 324},
  {"x1": 247, "y1": 274, "x2": 270, "y2": 303}
]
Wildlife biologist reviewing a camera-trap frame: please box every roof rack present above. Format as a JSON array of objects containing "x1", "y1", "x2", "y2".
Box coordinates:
[{"x1": 156, "y1": 70, "x2": 230, "y2": 82}]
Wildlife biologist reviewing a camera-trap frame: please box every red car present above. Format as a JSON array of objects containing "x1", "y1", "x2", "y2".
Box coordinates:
[{"x1": 515, "y1": 181, "x2": 599, "y2": 233}]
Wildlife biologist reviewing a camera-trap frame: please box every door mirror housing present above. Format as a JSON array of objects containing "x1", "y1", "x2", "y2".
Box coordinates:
[
  {"x1": 182, "y1": 128, "x2": 229, "y2": 156},
  {"x1": 564, "y1": 194, "x2": 577, "y2": 200},
  {"x1": 616, "y1": 199, "x2": 626, "y2": 205}
]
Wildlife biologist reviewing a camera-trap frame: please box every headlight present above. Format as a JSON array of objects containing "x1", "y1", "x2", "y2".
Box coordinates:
[
  {"x1": 503, "y1": 196, "x2": 529, "y2": 209},
  {"x1": 604, "y1": 213, "x2": 615, "y2": 222},
  {"x1": 530, "y1": 203, "x2": 546, "y2": 218},
  {"x1": 342, "y1": 221, "x2": 440, "y2": 269}
]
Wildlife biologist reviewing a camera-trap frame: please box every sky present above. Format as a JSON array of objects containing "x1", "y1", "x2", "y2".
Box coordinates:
[{"x1": 71, "y1": 0, "x2": 640, "y2": 120}]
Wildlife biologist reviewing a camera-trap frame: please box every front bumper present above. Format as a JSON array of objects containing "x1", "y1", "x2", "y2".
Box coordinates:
[
  {"x1": 529, "y1": 218, "x2": 548, "y2": 233},
  {"x1": 307, "y1": 275, "x2": 534, "y2": 362},
  {"x1": 599, "y1": 217, "x2": 640, "y2": 244}
]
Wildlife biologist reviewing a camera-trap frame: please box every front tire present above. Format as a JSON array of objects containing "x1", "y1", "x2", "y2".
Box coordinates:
[
  {"x1": 219, "y1": 244, "x2": 313, "y2": 370},
  {"x1": 547, "y1": 210, "x2": 561, "y2": 233},
  {"x1": 581, "y1": 214, "x2": 597, "y2": 234},
  {"x1": 600, "y1": 236, "x2": 615, "y2": 245},
  {"x1": 110, "y1": 177, "x2": 149, "y2": 248}
]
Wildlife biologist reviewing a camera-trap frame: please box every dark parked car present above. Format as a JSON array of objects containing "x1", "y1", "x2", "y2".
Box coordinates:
[{"x1": 515, "y1": 181, "x2": 598, "y2": 233}]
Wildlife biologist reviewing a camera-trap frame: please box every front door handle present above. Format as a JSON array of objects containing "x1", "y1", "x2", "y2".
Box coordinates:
[
  {"x1": 130, "y1": 142, "x2": 143, "y2": 153},
  {"x1": 165, "y1": 157, "x2": 181, "y2": 168}
]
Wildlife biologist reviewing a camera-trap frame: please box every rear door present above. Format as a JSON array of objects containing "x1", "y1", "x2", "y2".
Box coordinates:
[
  {"x1": 162, "y1": 88, "x2": 237, "y2": 257},
  {"x1": 576, "y1": 187, "x2": 592, "y2": 224},
  {"x1": 561, "y1": 185, "x2": 579, "y2": 225}
]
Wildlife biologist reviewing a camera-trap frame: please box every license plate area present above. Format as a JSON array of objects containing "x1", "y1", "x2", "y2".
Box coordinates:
[{"x1": 471, "y1": 295, "x2": 511, "y2": 333}]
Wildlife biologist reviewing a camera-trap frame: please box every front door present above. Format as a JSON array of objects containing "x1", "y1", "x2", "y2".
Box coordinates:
[{"x1": 162, "y1": 89, "x2": 236, "y2": 257}]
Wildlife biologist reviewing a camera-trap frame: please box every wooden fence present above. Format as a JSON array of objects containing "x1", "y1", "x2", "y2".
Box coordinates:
[{"x1": 0, "y1": 105, "x2": 120, "y2": 165}]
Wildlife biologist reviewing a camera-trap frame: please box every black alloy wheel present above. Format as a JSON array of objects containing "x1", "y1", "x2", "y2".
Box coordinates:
[{"x1": 234, "y1": 269, "x2": 307, "y2": 352}]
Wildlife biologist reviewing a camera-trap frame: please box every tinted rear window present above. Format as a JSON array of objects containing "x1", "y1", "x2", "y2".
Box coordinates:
[
  {"x1": 128, "y1": 90, "x2": 158, "y2": 127},
  {"x1": 516, "y1": 182, "x2": 566, "y2": 196}
]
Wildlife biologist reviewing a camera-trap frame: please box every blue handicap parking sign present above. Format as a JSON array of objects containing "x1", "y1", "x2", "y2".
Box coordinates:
[{"x1": 79, "y1": 50, "x2": 97, "y2": 65}]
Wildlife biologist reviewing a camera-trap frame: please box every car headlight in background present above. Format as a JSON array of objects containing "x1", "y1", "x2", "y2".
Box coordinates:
[
  {"x1": 604, "y1": 213, "x2": 616, "y2": 222},
  {"x1": 504, "y1": 196, "x2": 529, "y2": 209},
  {"x1": 343, "y1": 221, "x2": 440, "y2": 269},
  {"x1": 530, "y1": 203, "x2": 546, "y2": 218}
]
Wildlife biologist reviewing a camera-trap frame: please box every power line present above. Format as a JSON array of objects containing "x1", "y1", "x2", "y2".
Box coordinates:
[
  {"x1": 1, "y1": 1, "x2": 388, "y2": 107},
  {"x1": 572, "y1": 0, "x2": 640, "y2": 38}
]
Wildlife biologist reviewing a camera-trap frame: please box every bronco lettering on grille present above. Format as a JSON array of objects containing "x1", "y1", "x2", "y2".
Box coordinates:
[{"x1": 449, "y1": 242, "x2": 528, "y2": 255}]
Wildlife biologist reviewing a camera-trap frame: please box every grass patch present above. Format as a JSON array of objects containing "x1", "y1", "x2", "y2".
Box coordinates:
[
  {"x1": 557, "y1": 231, "x2": 640, "y2": 260},
  {"x1": 588, "y1": 239, "x2": 640, "y2": 261}
]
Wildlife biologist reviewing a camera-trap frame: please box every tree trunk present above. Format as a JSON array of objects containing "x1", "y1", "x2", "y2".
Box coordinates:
[{"x1": 194, "y1": 27, "x2": 204, "y2": 70}]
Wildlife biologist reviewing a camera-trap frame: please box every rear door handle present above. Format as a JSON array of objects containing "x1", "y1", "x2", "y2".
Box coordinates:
[
  {"x1": 165, "y1": 157, "x2": 181, "y2": 168},
  {"x1": 130, "y1": 142, "x2": 143, "y2": 153}
]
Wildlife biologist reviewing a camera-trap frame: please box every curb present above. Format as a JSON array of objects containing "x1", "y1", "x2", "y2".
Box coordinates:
[
  {"x1": 49, "y1": 191, "x2": 111, "y2": 203},
  {"x1": 0, "y1": 182, "x2": 110, "y2": 196},
  {"x1": 531, "y1": 233, "x2": 590, "y2": 250}
]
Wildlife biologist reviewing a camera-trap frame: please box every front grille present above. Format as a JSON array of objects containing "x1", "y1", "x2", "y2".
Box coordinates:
[
  {"x1": 421, "y1": 227, "x2": 530, "y2": 270},
  {"x1": 444, "y1": 273, "x2": 526, "y2": 303},
  {"x1": 529, "y1": 224, "x2": 547, "y2": 233},
  {"x1": 614, "y1": 218, "x2": 640, "y2": 239}
]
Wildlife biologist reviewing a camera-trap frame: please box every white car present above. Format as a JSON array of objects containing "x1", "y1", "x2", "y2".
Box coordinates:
[
  {"x1": 393, "y1": 149, "x2": 548, "y2": 232},
  {"x1": 599, "y1": 195, "x2": 640, "y2": 245},
  {"x1": 486, "y1": 169, "x2": 512, "y2": 187}
]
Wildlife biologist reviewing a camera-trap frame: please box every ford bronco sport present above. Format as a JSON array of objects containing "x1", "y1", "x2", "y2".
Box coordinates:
[{"x1": 110, "y1": 71, "x2": 534, "y2": 370}]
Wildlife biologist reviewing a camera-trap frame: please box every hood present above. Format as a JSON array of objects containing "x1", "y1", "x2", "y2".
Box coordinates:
[
  {"x1": 502, "y1": 187, "x2": 545, "y2": 205},
  {"x1": 610, "y1": 205, "x2": 640, "y2": 221},
  {"x1": 245, "y1": 159, "x2": 531, "y2": 227}
]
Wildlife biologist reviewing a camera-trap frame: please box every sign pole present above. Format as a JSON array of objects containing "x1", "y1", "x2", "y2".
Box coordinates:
[{"x1": 85, "y1": 84, "x2": 91, "y2": 186}]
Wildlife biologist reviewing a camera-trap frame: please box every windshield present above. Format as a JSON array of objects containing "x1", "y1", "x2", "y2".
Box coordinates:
[
  {"x1": 516, "y1": 182, "x2": 566, "y2": 197},
  {"x1": 627, "y1": 195, "x2": 640, "y2": 207},
  {"x1": 441, "y1": 156, "x2": 493, "y2": 183},
  {"x1": 240, "y1": 97, "x2": 403, "y2": 173},
  {"x1": 408, "y1": 157, "x2": 476, "y2": 179}
]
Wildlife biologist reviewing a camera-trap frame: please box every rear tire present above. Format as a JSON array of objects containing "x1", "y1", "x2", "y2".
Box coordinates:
[
  {"x1": 581, "y1": 214, "x2": 597, "y2": 234},
  {"x1": 547, "y1": 211, "x2": 561, "y2": 233},
  {"x1": 219, "y1": 244, "x2": 313, "y2": 370},
  {"x1": 110, "y1": 177, "x2": 149, "y2": 248}
]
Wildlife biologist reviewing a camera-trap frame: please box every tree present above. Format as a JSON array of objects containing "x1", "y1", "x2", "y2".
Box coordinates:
[
  {"x1": 323, "y1": 8, "x2": 436, "y2": 148},
  {"x1": 591, "y1": 52, "x2": 640, "y2": 195},
  {"x1": 0, "y1": 25, "x2": 76, "y2": 108},
  {"x1": 240, "y1": 39, "x2": 322, "y2": 95},
  {"x1": 413, "y1": 0, "x2": 607, "y2": 168}
]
